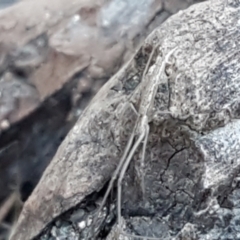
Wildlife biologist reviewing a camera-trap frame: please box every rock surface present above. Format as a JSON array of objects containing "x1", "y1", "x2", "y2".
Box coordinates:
[
  {"x1": 10, "y1": 0, "x2": 240, "y2": 239},
  {"x1": 0, "y1": 0, "x2": 201, "y2": 214},
  {"x1": 0, "y1": 0, "x2": 161, "y2": 126}
]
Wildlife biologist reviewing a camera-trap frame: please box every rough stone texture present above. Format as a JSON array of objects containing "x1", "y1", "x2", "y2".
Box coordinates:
[
  {"x1": 10, "y1": 0, "x2": 240, "y2": 239},
  {"x1": 0, "y1": 0, "x2": 202, "y2": 127},
  {"x1": 0, "y1": 0, "x2": 202, "y2": 214},
  {"x1": 0, "y1": 0, "x2": 160, "y2": 127}
]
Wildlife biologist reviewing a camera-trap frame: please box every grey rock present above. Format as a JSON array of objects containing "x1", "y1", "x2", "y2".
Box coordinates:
[{"x1": 10, "y1": 0, "x2": 240, "y2": 240}]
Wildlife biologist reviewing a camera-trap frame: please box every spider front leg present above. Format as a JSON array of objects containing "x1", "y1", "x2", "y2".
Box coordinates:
[
  {"x1": 91, "y1": 128, "x2": 135, "y2": 237},
  {"x1": 117, "y1": 118, "x2": 148, "y2": 228},
  {"x1": 140, "y1": 122, "x2": 150, "y2": 199}
]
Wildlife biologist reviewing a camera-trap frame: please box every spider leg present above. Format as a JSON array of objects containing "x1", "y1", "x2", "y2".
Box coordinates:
[
  {"x1": 117, "y1": 129, "x2": 146, "y2": 226},
  {"x1": 92, "y1": 125, "x2": 136, "y2": 237},
  {"x1": 140, "y1": 122, "x2": 150, "y2": 199}
]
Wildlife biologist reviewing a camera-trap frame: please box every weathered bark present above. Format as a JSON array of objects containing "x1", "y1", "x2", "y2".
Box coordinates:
[{"x1": 10, "y1": 0, "x2": 240, "y2": 239}]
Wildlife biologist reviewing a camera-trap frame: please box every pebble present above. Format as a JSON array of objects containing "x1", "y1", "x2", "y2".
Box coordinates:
[{"x1": 78, "y1": 221, "x2": 86, "y2": 230}]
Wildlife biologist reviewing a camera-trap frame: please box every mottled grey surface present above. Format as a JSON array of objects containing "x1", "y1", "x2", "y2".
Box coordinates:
[{"x1": 10, "y1": 0, "x2": 240, "y2": 239}]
